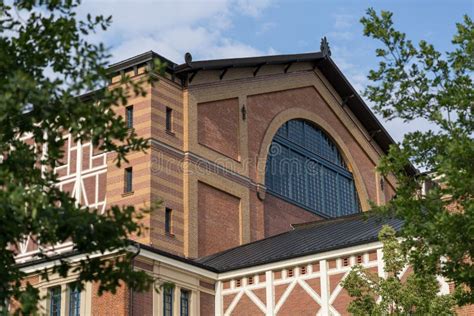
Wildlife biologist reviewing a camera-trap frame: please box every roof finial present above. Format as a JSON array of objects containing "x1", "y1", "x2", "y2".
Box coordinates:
[
  {"x1": 320, "y1": 37, "x2": 331, "y2": 57},
  {"x1": 184, "y1": 52, "x2": 193, "y2": 66}
]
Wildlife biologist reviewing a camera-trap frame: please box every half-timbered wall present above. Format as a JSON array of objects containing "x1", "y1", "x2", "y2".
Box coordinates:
[
  {"x1": 15, "y1": 135, "x2": 108, "y2": 262},
  {"x1": 215, "y1": 245, "x2": 450, "y2": 316}
]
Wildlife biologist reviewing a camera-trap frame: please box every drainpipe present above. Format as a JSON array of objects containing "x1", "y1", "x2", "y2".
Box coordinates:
[{"x1": 128, "y1": 242, "x2": 141, "y2": 316}]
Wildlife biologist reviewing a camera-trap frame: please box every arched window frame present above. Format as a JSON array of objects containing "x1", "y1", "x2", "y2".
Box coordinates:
[{"x1": 265, "y1": 119, "x2": 360, "y2": 218}]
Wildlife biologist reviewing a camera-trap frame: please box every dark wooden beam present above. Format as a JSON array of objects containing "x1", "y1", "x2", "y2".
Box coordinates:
[
  {"x1": 341, "y1": 94, "x2": 355, "y2": 107},
  {"x1": 219, "y1": 67, "x2": 229, "y2": 80},
  {"x1": 253, "y1": 63, "x2": 265, "y2": 77},
  {"x1": 189, "y1": 71, "x2": 198, "y2": 83},
  {"x1": 284, "y1": 62, "x2": 293, "y2": 73}
]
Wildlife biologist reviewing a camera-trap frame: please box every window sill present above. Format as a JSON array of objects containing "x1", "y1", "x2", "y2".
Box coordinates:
[
  {"x1": 165, "y1": 232, "x2": 175, "y2": 238},
  {"x1": 122, "y1": 191, "x2": 134, "y2": 197},
  {"x1": 165, "y1": 130, "x2": 175, "y2": 136}
]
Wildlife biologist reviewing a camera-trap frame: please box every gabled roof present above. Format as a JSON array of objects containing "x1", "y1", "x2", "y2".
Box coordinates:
[
  {"x1": 196, "y1": 213, "x2": 403, "y2": 272},
  {"x1": 104, "y1": 42, "x2": 416, "y2": 174}
]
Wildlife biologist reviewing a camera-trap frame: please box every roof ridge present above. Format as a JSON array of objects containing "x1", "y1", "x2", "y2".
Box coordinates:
[
  {"x1": 197, "y1": 212, "x2": 382, "y2": 264},
  {"x1": 291, "y1": 211, "x2": 374, "y2": 230}
]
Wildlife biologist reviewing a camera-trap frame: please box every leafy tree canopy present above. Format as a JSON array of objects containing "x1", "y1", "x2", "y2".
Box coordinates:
[
  {"x1": 342, "y1": 225, "x2": 456, "y2": 315},
  {"x1": 0, "y1": 0, "x2": 161, "y2": 313},
  {"x1": 361, "y1": 8, "x2": 473, "y2": 305}
]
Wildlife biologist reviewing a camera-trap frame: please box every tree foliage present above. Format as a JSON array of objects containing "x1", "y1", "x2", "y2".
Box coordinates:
[
  {"x1": 0, "y1": 0, "x2": 162, "y2": 313},
  {"x1": 342, "y1": 225, "x2": 456, "y2": 315},
  {"x1": 360, "y1": 8, "x2": 474, "y2": 305}
]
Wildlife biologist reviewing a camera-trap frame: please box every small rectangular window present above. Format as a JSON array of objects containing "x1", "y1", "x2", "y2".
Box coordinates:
[
  {"x1": 165, "y1": 107, "x2": 173, "y2": 132},
  {"x1": 126, "y1": 105, "x2": 134, "y2": 129},
  {"x1": 163, "y1": 287, "x2": 173, "y2": 316},
  {"x1": 124, "y1": 167, "x2": 133, "y2": 193},
  {"x1": 165, "y1": 208, "x2": 172, "y2": 234},
  {"x1": 49, "y1": 286, "x2": 61, "y2": 316},
  {"x1": 68, "y1": 283, "x2": 81, "y2": 316},
  {"x1": 248, "y1": 276, "x2": 254, "y2": 285},
  {"x1": 180, "y1": 290, "x2": 190, "y2": 316}
]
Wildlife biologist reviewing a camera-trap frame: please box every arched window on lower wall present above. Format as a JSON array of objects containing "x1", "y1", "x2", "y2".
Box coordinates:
[{"x1": 265, "y1": 119, "x2": 361, "y2": 218}]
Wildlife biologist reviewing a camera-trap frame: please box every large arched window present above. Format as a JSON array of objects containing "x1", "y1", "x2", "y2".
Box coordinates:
[{"x1": 265, "y1": 119, "x2": 360, "y2": 218}]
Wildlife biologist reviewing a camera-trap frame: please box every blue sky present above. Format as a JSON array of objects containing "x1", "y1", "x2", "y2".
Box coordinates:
[{"x1": 81, "y1": 0, "x2": 473, "y2": 141}]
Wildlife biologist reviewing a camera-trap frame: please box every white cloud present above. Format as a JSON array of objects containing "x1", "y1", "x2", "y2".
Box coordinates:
[
  {"x1": 333, "y1": 13, "x2": 356, "y2": 29},
  {"x1": 257, "y1": 22, "x2": 276, "y2": 35},
  {"x1": 235, "y1": 0, "x2": 273, "y2": 18},
  {"x1": 327, "y1": 31, "x2": 354, "y2": 40},
  {"x1": 79, "y1": 0, "x2": 275, "y2": 63}
]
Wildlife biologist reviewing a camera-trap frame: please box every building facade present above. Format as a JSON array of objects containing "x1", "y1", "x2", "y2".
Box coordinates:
[{"x1": 16, "y1": 42, "x2": 468, "y2": 315}]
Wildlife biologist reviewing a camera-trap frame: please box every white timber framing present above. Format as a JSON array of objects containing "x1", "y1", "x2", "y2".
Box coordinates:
[
  {"x1": 15, "y1": 134, "x2": 108, "y2": 261},
  {"x1": 216, "y1": 242, "x2": 382, "y2": 316}
]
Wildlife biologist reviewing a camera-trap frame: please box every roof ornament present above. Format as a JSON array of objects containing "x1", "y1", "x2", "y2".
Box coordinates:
[
  {"x1": 320, "y1": 37, "x2": 331, "y2": 58},
  {"x1": 184, "y1": 52, "x2": 193, "y2": 66}
]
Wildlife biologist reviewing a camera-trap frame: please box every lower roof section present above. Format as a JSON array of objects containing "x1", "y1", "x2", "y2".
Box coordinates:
[
  {"x1": 17, "y1": 213, "x2": 402, "y2": 275},
  {"x1": 196, "y1": 212, "x2": 403, "y2": 272}
]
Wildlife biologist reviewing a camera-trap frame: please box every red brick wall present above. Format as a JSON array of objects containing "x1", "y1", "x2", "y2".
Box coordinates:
[
  {"x1": 151, "y1": 79, "x2": 184, "y2": 151},
  {"x1": 131, "y1": 260, "x2": 153, "y2": 316},
  {"x1": 200, "y1": 292, "x2": 215, "y2": 316},
  {"x1": 198, "y1": 98, "x2": 240, "y2": 160},
  {"x1": 131, "y1": 289, "x2": 153, "y2": 316},
  {"x1": 231, "y1": 293, "x2": 265, "y2": 315},
  {"x1": 456, "y1": 303, "x2": 474, "y2": 315},
  {"x1": 92, "y1": 282, "x2": 129, "y2": 316},
  {"x1": 150, "y1": 147, "x2": 185, "y2": 255},
  {"x1": 277, "y1": 283, "x2": 321, "y2": 315},
  {"x1": 263, "y1": 193, "x2": 320, "y2": 236},
  {"x1": 9, "y1": 275, "x2": 40, "y2": 313},
  {"x1": 197, "y1": 182, "x2": 241, "y2": 256}
]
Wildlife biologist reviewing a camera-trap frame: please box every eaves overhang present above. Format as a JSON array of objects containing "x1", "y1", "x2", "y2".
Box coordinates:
[
  {"x1": 173, "y1": 51, "x2": 326, "y2": 74},
  {"x1": 16, "y1": 240, "x2": 219, "y2": 276},
  {"x1": 107, "y1": 51, "x2": 177, "y2": 77}
]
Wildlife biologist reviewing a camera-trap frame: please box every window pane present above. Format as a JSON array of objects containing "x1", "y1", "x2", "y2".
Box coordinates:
[
  {"x1": 180, "y1": 290, "x2": 190, "y2": 316},
  {"x1": 165, "y1": 208, "x2": 172, "y2": 234},
  {"x1": 49, "y1": 286, "x2": 61, "y2": 316},
  {"x1": 126, "y1": 106, "x2": 133, "y2": 129},
  {"x1": 166, "y1": 107, "x2": 173, "y2": 131},
  {"x1": 124, "y1": 167, "x2": 133, "y2": 193},
  {"x1": 69, "y1": 283, "x2": 81, "y2": 316},
  {"x1": 163, "y1": 287, "x2": 173, "y2": 316},
  {"x1": 265, "y1": 119, "x2": 360, "y2": 218}
]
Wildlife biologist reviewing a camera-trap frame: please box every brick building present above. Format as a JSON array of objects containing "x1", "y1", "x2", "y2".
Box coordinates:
[{"x1": 15, "y1": 40, "x2": 465, "y2": 315}]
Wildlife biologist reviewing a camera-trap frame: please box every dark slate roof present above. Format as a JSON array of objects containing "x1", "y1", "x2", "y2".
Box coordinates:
[
  {"x1": 196, "y1": 213, "x2": 403, "y2": 272},
  {"x1": 173, "y1": 51, "x2": 325, "y2": 73}
]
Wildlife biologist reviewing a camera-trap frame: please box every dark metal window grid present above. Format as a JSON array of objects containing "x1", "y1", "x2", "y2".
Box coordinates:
[
  {"x1": 49, "y1": 286, "x2": 61, "y2": 316},
  {"x1": 265, "y1": 120, "x2": 360, "y2": 218},
  {"x1": 124, "y1": 167, "x2": 133, "y2": 193},
  {"x1": 68, "y1": 283, "x2": 81, "y2": 316},
  {"x1": 126, "y1": 105, "x2": 133, "y2": 129},
  {"x1": 163, "y1": 287, "x2": 173, "y2": 316},
  {"x1": 180, "y1": 290, "x2": 190, "y2": 316}
]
